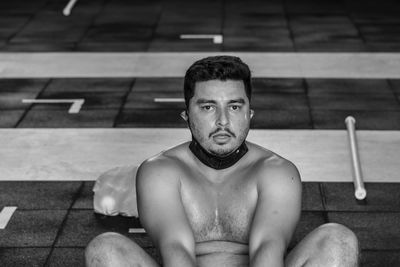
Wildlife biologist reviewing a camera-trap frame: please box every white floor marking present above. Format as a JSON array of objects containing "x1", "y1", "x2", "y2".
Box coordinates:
[
  {"x1": 0, "y1": 207, "x2": 17, "y2": 230},
  {"x1": 128, "y1": 228, "x2": 146, "y2": 233},
  {"x1": 180, "y1": 34, "x2": 223, "y2": 44},
  {"x1": 63, "y1": 0, "x2": 78, "y2": 16},
  {"x1": 2, "y1": 52, "x2": 400, "y2": 78},
  {"x1": 1, "y1": 129, "x2": 399, "y2": 182},
  {"x1": 22, "y1": 99, "x2": 85, "y2": 113},
  {"x1": 154, "y1": 98, "x2": 185, "y2": 103}
]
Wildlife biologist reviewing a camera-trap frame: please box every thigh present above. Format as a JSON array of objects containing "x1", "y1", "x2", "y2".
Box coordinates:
[{"x1": 85, "y1": 232, "x2": 160, "y2": 267}]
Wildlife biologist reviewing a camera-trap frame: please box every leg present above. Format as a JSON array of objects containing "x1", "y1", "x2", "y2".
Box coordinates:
[
  {"x1": 85, "y1": 232, "x2": 160, "y2": 267},
  {"x1": 285, "y1": 223, "x2": 359, "y2": 267}
]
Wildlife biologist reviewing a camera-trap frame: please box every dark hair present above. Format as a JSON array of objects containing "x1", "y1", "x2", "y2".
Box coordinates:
[{"x1": 183, "y1": 55, "x2": 252, "y2": 108}]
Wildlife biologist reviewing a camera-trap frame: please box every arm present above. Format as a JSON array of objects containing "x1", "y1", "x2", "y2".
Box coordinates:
[
  {"x1": 249, "y1": 159, "x2": 302, "y2": 267},
  {"x1": 136, "y1": 158, "x2": 196, "y2": 267}
]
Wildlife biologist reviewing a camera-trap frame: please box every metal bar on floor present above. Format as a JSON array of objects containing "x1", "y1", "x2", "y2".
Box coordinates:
[{"x1": 345, "y1": 116, "x2": 367, "y2": 200}]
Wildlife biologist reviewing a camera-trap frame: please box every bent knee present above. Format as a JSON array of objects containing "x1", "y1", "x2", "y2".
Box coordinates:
[
  {"x1": 317, "y1": 223, "x2": 358, "y2": 247},
  {"x1": 315, "y1": 223, "x2": 359, "y2": 265},
  {"x1": 85, "y1": 232, "x2": 131, "y2": 264}
]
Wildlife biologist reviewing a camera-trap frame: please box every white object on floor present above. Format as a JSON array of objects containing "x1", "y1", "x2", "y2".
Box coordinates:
[
  {"x1": 22, "y1": 99, "x2": 85, "y2": 114},
  {"x1": 63, "y1": 0, "x2": 78, "y2": 16},
  {"x1": 0, "y1": 207, "x2": 17, "y2": 230},
  {"x1": 0, "y1": 128, "x2": 399, "y2": 182},
  {"x1": 180, "y1": 34, "x2": 223, "y2": 44},
  {"x1": 154, "y1": 98, "x2": 185, "y2": 103},
  {"x1": 345, "y1": 116, "x2": 367, "y2": 200},
  {"x1": 1, "y1": 52, "x2": 400, "y2": 78}
]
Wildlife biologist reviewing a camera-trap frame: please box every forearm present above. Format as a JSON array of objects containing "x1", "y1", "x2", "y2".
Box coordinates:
[
  {"x1": 250, "y1": 240, "x2": 286, "y2": 267},
  {"x1": 161, "y1": 243, "x2": 196, "y2": 267}
]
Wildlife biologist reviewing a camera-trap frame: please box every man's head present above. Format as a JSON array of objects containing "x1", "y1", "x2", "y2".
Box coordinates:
[
  {"x1": 183, "y1": 55, "x2": 252, "y2": 108},
  {"x1": 181, "y1": 56, "x2": 254, "y2": 157}
]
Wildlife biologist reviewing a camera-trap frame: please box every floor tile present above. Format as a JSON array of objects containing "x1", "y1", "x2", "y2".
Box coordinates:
[
  {"x1": 0, "y1": 91, "x2": 41, "y2": 110},
  {"x1": 83, "y1": 26, "x2": 153, "y2": 42},
  {"x1": 1, "y1": 42, "x2": 76, "y2": 52},
  {"x1": 124, "y1": 91, "x2": 185, "y2": 109},
  {"x1": 76, "y1": 41, "x2": 149, "y2": 51},
  {"x1": 361, "y1": 250, "x2": 400, "y2": 267},
  {"x1": 73, "y1": 182, "x2": 95, "y2": 210},
  {"x1": 34, "y1": 91, "x2": 126, "y2": 110},
  {"x1": 0, "y1": 110, "x2": 25, "y2": 127},
  {"x1": 250, "y1": 109, "x2": 312, "y2": 129},
  {"x1": 323, "y1": 183, "x2": 400, "y2": 212},
  {"x1": 0, "y1": 248, "x2": 50, "y2": 267},
  {"x1": 309, "y1": 95, "x2": 399, "y2": 111},
  {"x1": 289, "y1": 211, "x2": 326, "y2": 249},
  {"x1": 389, "y1": 79, "x2": 400, "y2": 94},
  {"x1": 56, "y1": 210, "x2": 152, "y2": 248},
  {"x1": 306, "y1": 79, "x2": 393, "y2": 96},
  {"x1": 115, "y1": 109, "x2": 187, "y2": 128},
  {"x1": 252, "y1": 78, "x2": 305, "y2": 94},
  {"x1": 251, "y1": 93, "x2": 308, "y2": 110},
  {"x1": 302, "y1": 182, "x2": 323, "y2": 211},
  {"x1": 0, "y1": 181, "x2": 82, "y2": 209},
  {"x1": 17, "y1": 108, "x2": 120, "y2": 128},
  {"x1": 0, "y1": 210, "x2": 67, "y2": 247},
  {"x1": 0, "y1": 78, "x2": 49, "y2": 92},
  {"x1": 311, "y1": 110, "x2": 400, "y2": 130},
  {"x1": 295, "y1": 42, "x2": 367, "y2": 52},
  {"x1": 132, "y1": 78, "x2": 183, "y2": 92},
  {"x1": 328, "y1": 212, "x2": 400, "y2": 250},
  {"x1": 47, "y1": 248, "x2": 85, "y2": 267},
  {"x1": 148, "y1": 38, "x2": 222, "y2": 52},
  {"x1": 45, "y1": 78, "x2": 134, "y2": 93}
]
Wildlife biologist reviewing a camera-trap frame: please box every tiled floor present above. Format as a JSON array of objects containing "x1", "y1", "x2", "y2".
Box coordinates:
[
  {"x1": 1, "y1": 77, "x2": 399, "y2": 129},
  {"x1": 1, "y1": 0, "x2": 400, "y2": 266},
  {"x1": 1, "y1": 182, "x2": 400, "y2": 266},
  {"x1": 0, "y1": 0, "x2": 400, "y2": 52}
]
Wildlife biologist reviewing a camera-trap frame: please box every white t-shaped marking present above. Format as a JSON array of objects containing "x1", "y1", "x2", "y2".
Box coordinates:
[
  {"x1": 128, "y1": 228, "x2": 146, "y2": 233},
  {"x1": 22, "y1": 99, "x2": 85, "y2": 113},
  {"x1": 0, "y1": 207, "x2": 17, "y2": 229},
  {"x1": 180, "y1": 34, "x2": 223, "y2": 44},
  {"x1": 154, "y1": 98, "x2": 185, "y2": 103}
]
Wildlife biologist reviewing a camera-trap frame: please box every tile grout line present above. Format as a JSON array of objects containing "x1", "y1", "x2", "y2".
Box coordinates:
[
  {"x1": 112, "y1": 78, "x2": 136, "y2": 128},
  {"x1": 318, "y1": 183, "x2": 330, "y2": 223},
  {"x1": 14, "y1": 78, "x2": 53, "y2": 128},
  {"x1": 73, "y1": 0, "x2": 109, "y2": 51},
  {"x1": 145, "y1": 1, "x2": 163, "y2": 52},
  {"x1": 302, "y1": 78, "x2": 315, "y2": 129},
  {"x1": 5, "y1": 0, "x2": 49, "y2": 45},
  {"x1": 43, "y1": 181, "x2": 85, "y2": 266}
]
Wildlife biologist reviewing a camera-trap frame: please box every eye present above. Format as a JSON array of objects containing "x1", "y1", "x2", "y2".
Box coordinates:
[
  {"x1": 230, "y1": 105, "x2": 241, "y2": 111},
  {"x1": 201, "y1": 105, "x2": 214, "y2": 111}
]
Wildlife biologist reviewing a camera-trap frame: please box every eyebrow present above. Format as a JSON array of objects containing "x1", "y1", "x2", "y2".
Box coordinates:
[{"x1": 195, "y1": 98, "x2": 246, "y2": 104}]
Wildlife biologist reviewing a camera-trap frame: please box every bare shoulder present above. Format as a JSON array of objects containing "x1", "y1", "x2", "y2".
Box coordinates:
[
  {"x1": 136, "y1": 142, "x2": 189, "y2": 187},
  {"x1": 247, "y1": 142, "x2": 301, "y2": 191}
]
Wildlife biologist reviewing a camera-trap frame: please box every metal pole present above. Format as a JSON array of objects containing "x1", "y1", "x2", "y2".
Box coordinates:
[{"x1": 345, "y1": 116, "x2": 367, "y2": 200}]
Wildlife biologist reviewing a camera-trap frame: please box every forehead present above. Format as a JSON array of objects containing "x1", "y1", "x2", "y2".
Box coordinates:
[{"x1": 193, "y1": 80, "x2": 247, "y2": 100}]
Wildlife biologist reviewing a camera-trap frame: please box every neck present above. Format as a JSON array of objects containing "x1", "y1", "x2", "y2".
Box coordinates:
[{"x1": 189, "y1": 138, "x2": 248, "y2": 170}]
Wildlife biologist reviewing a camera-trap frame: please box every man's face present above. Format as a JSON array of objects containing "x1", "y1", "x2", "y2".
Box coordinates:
[{"x1": 182, "y1": 79, "x2": 254, "y2": 157}]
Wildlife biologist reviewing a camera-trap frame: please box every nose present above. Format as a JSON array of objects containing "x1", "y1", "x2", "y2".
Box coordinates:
[{"x1": 216, "y1": 108, "x2": 229, "y2": 127}]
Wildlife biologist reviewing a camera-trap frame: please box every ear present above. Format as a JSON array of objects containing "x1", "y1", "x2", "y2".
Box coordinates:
[
  {"x1": 180, "y1": 110, "x2": 188, "y2": 121},
  {"x1": 250, "y1": 109, "x2": 254, "y2": 119}
]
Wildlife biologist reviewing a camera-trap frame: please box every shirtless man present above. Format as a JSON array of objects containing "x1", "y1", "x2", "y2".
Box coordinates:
[{"x1": 85, "y1": 56, "x2": 359, "y2": 267}]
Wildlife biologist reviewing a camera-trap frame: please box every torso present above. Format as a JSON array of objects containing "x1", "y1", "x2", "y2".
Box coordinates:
[{"x1": 162, "y1": 141, "x2": 278, "y2": 249}]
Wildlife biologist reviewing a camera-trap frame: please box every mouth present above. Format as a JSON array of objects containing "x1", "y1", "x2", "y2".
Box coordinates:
[{"x1": 212, "y1": 133, "x2": 232, "y2": 143}]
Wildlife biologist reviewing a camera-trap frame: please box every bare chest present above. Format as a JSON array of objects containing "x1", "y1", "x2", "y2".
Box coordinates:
[{"x1": 181, "y1": 174, "x2": 258, "y2": 243}]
